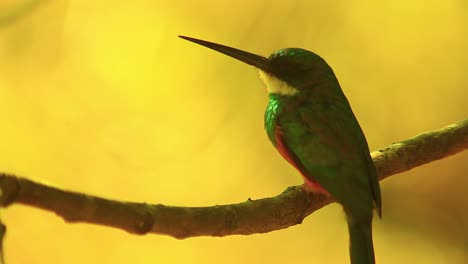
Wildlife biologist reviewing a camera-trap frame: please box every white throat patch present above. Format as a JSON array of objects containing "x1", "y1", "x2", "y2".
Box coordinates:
[{"x1": 258, "y1": 70, "x2": 299, "y2": 96}]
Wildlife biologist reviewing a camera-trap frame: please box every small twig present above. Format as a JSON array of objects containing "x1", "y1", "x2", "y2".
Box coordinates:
[
  {"x1": 0, "y1": 0, "x2": 44, "y2": 27},
  {"x1": 0, "y1": 219, "x2": 5, "y2": 264},
  {"x1": 0, "y1": 119, "x2": 466, "y2": 239}
]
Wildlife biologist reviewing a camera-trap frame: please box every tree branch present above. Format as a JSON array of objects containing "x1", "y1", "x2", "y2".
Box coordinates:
[{"x1": 0, "y1": 119, "x2": 467, "y2": 239}]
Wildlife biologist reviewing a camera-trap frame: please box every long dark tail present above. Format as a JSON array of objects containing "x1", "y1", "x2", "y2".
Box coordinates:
[{"x1": 347, "y1": 220, "x2": 375, "y2": 264}]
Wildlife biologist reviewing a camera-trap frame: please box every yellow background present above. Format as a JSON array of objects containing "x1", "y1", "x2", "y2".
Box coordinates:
[{"x1": 1, "y1": 0, "x2": 467, "y2": 263}]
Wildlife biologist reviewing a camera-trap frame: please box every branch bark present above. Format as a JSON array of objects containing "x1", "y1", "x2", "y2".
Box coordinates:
[{"x1": 0, "y1": 119, "x2": 467, "y2": 239}]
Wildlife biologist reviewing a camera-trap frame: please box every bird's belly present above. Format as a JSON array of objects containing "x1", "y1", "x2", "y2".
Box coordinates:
[
  {"x1": 301, "y1": 175, "x2": 330, "y2": 196},
  {"x1": 274, "y1": 127, "x2": 330, "y2": 196}
]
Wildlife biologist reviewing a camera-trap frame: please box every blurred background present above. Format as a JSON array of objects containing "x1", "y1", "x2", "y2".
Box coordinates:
[{"x1": 0, "y1": 0, "x2": 467, "y2": 263}]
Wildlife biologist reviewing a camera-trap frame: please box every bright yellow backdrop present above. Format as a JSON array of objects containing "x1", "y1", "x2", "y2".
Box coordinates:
[{"x1": 1, "y1": 0, "x2": 467, "y2": 263}]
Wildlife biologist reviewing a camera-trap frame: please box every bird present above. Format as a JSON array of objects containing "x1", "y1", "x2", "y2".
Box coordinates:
[{"x1": 179, "y1": 35, "x2": 382, "y2": 264}]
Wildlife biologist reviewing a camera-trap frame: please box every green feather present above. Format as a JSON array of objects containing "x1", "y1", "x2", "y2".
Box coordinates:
[{"x1": 266, "y1": 85, "x2": 381, "y2": 263}]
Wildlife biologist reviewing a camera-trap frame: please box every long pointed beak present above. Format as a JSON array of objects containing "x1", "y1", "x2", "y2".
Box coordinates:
[{"x1": 179, "y1": 35, "x2": 271, "y2": 72}]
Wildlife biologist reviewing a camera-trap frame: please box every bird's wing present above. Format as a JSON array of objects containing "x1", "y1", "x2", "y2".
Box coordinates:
[{"x1": 279, "y1": 100, "x2": 381, "y2": 218}]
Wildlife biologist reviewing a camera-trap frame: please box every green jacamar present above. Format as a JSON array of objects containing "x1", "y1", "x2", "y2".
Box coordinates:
[{"x1": 179, "y1": 35, "x2": 382, "y2": 264}]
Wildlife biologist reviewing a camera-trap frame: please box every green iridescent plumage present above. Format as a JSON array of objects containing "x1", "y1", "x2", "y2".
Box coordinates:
[
  {"x1": 180, "y1": 36, "x2": 382, "y2": 264},
  {"x1": 265, "y1": 80, "x2": 381, "y2": 217}
]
